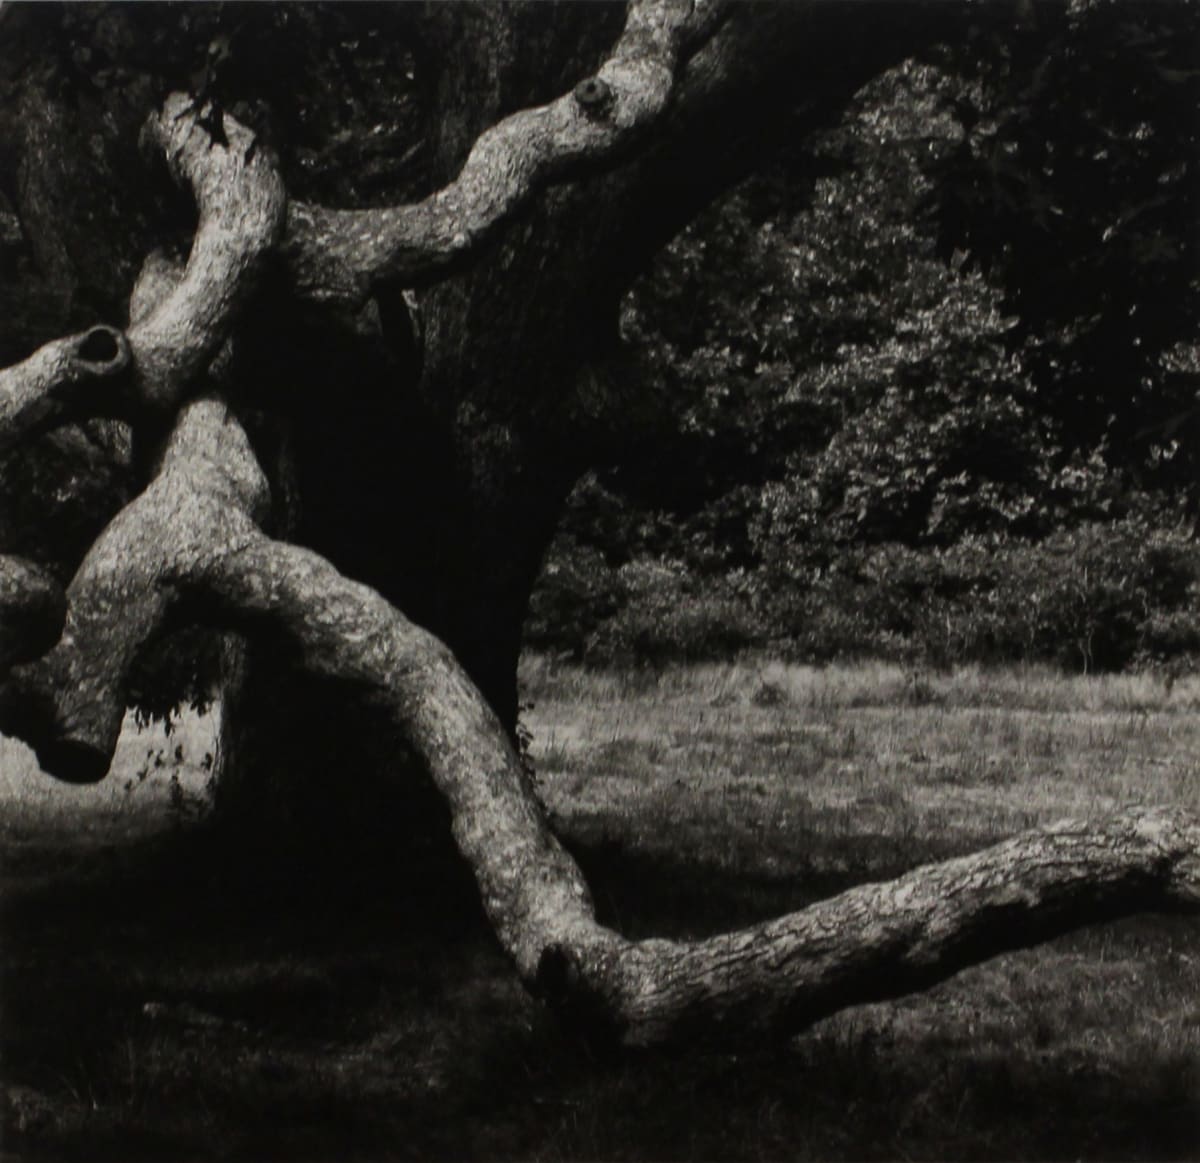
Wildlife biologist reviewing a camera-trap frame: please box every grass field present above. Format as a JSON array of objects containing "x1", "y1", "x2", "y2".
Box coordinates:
[{"x1": 1, "y1": 658, "x2": 1198, "y2": 1160}]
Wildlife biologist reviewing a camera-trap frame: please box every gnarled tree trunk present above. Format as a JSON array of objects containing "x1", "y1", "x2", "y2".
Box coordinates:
[{"x1": 1, "y1": 0, "x2": 1196, "y2": 1052}]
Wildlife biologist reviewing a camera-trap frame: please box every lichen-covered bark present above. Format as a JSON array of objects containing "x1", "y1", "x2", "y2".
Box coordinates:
[
  {"x1": 194, "y1": 519, "x2": 1200, "y2": 1049},
  {"x1": 0, "y1": 115, "x2": 278, "y2": 780},
  {"x1": 0, "y1": 396, "x2": 266, "y2": 782},
  {"x1": 181, "y1": 521, "x2": 1200, "y2": 1047},
  {"x1": 129, "y1": 94, "x2": 286, "y2": 410}
]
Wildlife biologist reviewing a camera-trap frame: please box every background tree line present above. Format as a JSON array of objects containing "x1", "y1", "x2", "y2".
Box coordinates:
[{"x1": 526, "y1": 0, "x2": 1200, "y2": 674}]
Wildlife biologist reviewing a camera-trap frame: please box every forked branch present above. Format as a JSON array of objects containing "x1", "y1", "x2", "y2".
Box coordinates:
[
  {"x1": 0, "y1": 0, "x2": 1195, "y2": 1056},
  {"x1": 0, "y1": 90, "x2": 284, "y2": 448},
  {"x1": 0, "y1": 396, "x2": 267, "y2": 782}
]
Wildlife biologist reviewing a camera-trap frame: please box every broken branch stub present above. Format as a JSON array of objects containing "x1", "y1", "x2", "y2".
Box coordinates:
[
  {"x1": 0, "y1": 326, "x2": 130, "y2": 450},
  {"x1": 0, "y1": 0, "x2": 1195, "y2": 1058},
  {"x1": 0, "y1": 189, "x2": 272, "y2": 783}
]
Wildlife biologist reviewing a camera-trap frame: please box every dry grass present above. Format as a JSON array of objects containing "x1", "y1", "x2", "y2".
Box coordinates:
[
  {"x1": 1, "y1": 657, "x2": 1197, "y2": 1160},
  {"x1": 521, "y1": 656, "x2": 1200, "y2": 900}
]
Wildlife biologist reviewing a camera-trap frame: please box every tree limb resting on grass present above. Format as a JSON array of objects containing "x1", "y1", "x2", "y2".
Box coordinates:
[
  {"x1": 199, "y1": 542, "x2": 1200, "y2": 1046},
  {"x1": 0, "y1": 0, "x2": 1195, "y2": 1056},
  {"x1": 185, "y1": 502, "x2": 1200, "y2": 1050},
  {"x1": 9, "y1": 386, "x2": 1194, "y2": 1048}
]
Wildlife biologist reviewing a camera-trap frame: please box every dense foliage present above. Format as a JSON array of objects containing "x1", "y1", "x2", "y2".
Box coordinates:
[{"x1": 527, "y1": 0, "x2": 1200, "y2": 672}]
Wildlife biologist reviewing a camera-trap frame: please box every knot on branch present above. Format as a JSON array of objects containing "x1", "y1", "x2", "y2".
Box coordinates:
[
  {"x1": 573, "y1": 76, "x2": 615, "y2": 118},
  {"x1": 73, "y1": 326, "x2": 129, "y2": 375}
]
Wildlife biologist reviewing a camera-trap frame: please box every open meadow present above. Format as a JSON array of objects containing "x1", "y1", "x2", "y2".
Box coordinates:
[{"x1": 1, "y1": 658, "x2": 1197, "y2": 1160}]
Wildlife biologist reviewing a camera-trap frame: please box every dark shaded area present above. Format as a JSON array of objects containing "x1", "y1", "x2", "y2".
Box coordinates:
[
  {"x1": 2, "y1": 825, "x2": 1197, "y2": 1161},
  {"x1": 0, "y1": 557, "x2": 65, "y2": 669}
]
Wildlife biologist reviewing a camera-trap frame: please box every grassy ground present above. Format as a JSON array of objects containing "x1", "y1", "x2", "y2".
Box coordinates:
[{"x1": 1, "y1": 658, "x2": 1198, "y2": 1160}]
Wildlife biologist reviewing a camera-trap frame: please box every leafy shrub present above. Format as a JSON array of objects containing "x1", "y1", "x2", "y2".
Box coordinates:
[
  {"x1": 759, "y1": 515, "x2": 1200, "y2": 672},
  {"x1": 523, "y1": 535, "x2": 626, "y2": 660},
  {"x1": 582, "y1": 560, "x2": 767, "y2": 668}
]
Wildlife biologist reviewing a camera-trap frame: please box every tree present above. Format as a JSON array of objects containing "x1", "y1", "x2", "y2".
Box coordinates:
[
  {"x1": 0, "y1": 0, "x2": 1196, "y2": 1052},
  {"x1": 534, "y1": 2, "x2": 1200, "y2": 670},
  {"x1": 935, "y1": 0, "x2": 1200, "y2": 495}
]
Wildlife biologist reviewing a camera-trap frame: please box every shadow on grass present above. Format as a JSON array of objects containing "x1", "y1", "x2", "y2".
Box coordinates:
[{"x1": 3, "y1": 822, "x2": 1197, "y2": 1161}]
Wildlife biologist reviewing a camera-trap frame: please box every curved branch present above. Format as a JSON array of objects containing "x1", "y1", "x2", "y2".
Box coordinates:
[
  {"x1": 0, "y1": 326, "x2": 129, "y2": 450},
  {"x1": 0, "y1": 7, "x2": 1192, "y2": 1047},
  {"x1": 0, "y1": 89, "x2": 284, "y2": 441},
  {"x1": 0, "y1": 227, "x2": 267, "y2": 782},
  {"x1": 283, "y1": 0, "x2": 727, "y2": 304},
  {"x1": 128, "y1": 93, "x2": 286, "y2": 409},
  {"x1": 8, "y1": 390, "x2": 1194, "y2": 1045},
  {"x1": 175, "y1": 516, "x2": 1200, "y2": 1051}
]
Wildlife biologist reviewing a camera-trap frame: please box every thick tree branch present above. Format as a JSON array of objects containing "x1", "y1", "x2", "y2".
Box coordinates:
[
  {"x1": 0, "y1": 395, "x2": 267, "y2": 782},
  {"x1": 0, "y1": 326, "x2": 129, "y2": 450},
  {"x1": 129, "y1": 93, "x2": 286, "y2": 410},
  {"x1": 193, "y1": 536, "x2": 1200, "y2": 1049},
  {"x1": 8, "y1": 390, "x2": 1194, "y2": 1046},
  {"x1": 0, "y1": 91, "x2": 282, "y2": 774},
  {"x1": 554, "y1": 808, "x2": 1200, "y2": 1048},
  {"x1": 283, "y1": 0, "x2": 726, "y2": 305},
  {"x1": 0, "y1": 90, "x2": 284, "y2": 441},
  {"x1": 0, "y1": 2, "x2": 1193, "y2": 1059}
]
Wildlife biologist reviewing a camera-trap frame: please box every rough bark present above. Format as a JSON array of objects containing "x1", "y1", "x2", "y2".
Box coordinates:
[
  {"x1": 1, "y1": 0, "x2": 1197, "y2": 1057},
  {"x1": 0, "y1": 556, "x2": 66, "y2": 671},
  {"x1": 193, "y1": 520, "x2": 1200, "y2": 1050},
  {"x1": 0, "y1": 97, "x2": 281, "y2": 779},
  {"x1": 175, "y1": 515, "x2": 1200, "y2": 1048},
  {"x1": 0, "y1": 325, "x2": 129, "y2": 450},
  {"x1": 129, "y1": 93, "x2": 286, "y2": 411},
  {"x1": 282, "y1": 0, "x2": 728, "y2": 307},
  {"x1": 0, "y1": 0, "x2": 1004, "y2": 713},
  {"x1": 0, "y1": 395, "x2": 266, "y2": 782},
  {"x1": 19, "y1": 390, "x2": 1196, "y2": 1049}
]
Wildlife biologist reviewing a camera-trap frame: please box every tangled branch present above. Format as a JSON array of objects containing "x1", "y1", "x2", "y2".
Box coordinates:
[
  {"x1": 283, "y1": 0, "x2": 731, "y2": 305},
  {"x1": 0, "y1": 0, "x2": 1195, "y2": 1054}
]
